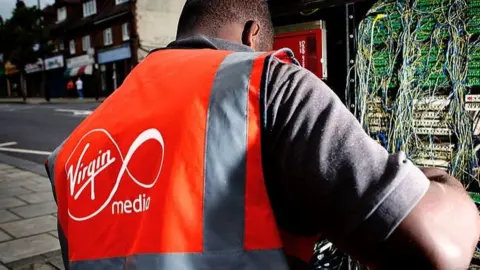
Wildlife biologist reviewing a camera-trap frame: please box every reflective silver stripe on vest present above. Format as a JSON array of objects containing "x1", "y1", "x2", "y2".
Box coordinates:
[
  {"x1": 203, "y1": 52, "x2": 261, "y2": 252},
  {"x1": 71, "y1": 249, "x2": 288, "y2": 270},
  {"x1": 70, "y1": 52, "x2": 289, "y2": 270}
]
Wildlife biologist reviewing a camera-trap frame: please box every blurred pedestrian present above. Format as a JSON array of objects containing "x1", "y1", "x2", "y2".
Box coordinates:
[
  {"x1": 66, "y1": 79, "x2": 74, "y2": 94},
  {"x1": 75, "y1": 77, "x2": 83, "y2": 99}
]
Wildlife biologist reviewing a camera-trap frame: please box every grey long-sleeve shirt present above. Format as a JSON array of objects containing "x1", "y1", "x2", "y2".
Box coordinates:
[{"x1": 167, "y1": 35, "x2": 430, "y2": 249}]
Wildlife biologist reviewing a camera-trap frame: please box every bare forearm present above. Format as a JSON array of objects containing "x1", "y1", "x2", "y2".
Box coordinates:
[{"x1": 368, "y1": 169, "x2": 480, "y2": 269}]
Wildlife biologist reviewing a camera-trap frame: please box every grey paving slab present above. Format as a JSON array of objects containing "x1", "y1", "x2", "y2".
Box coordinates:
[
  {"x1": 0, "y1": 210, "x2": 20, "y2": 224},
  {"x1": 0, "y1": 155, "x2": 48, "y2": 178},
  {"x1": 0, "y1": 179, "x2": 39, "y2": 189},
  {"x1": 17, "y1": 263, "x2": 56, "y2": 270},
  {"x1": 48, "y1": 231, "x2": 58, "y2": 238},
  {"x1": 0, "y1": 230, "x2": 11, "y2": 242},
  {"x1": 0, "y1": 216, "x2": 57, "y2": 238},
  {"x1": 0, "y1": 234, "x2": 59, "y2": 264},
  {"x1": 0, "y1": 171, "x2": 26, "y2": 180},
  {"x1": 0, "y1": 164, "x2": 14, "y2": 170},
  {"x1": 31, "y1": 177, "x2": 49, "y2": 184},
  {"x1": 22, "y1": 184, "x2": 52, "y2": 193},
  {"x1": 9, "y1": 202, "x2": 57, "y2": 219},
  {"x1": 17, "y1": 192, "x2": 54, "y2": 204},
  {"x1": 4, "y1": 171, "x2": 41, "y2": 181},
  {"x1": 0, "y1": 169, "x2": 22, "y2": 176},
  {"x1": 0, "y1": 187, "x2": 32, "y2": 197},
  {"x1": 0, "y1": 263, "x2": 8, "y2": 270},
  {"x1": 48, "y1": 255, "x2": 65, "y2": 270},
  {"x1": 0, "y1": 198, "x2": 26, "y2": 210}
]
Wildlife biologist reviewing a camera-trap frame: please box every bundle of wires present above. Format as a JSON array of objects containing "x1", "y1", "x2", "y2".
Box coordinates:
[
  {"x1": 354, "y1": 0, "x2": 480, "y2": 184},
  {"x1": 313, "y1": 1, "x2": 480, "y2": 268}
]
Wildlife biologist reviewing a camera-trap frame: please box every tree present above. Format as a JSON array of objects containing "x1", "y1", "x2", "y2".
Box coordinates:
[{"x1": 1, "y1": 1, "x2": 51, "y2": 102}]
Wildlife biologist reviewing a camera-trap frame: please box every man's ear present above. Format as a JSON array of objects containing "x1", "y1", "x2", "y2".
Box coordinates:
[{"x1": 242, "y1": 20, "x2": 261, "y2": 50}]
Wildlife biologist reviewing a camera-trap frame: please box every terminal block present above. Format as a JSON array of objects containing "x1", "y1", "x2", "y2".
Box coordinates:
[
  {"x1": 465, "y1": 102, "x2": 480, "y2": 111},
  {"x1": 414, "y1": 158, "x2": 449, "y2": 169},
  {"x1": 368, "y1": 125, "x2": 389, "y2": 133},
  {"x1": 414, "y1": 111, "x2": 447, "y2": 119},
  {"x1": 413, "y1": 97, "x2": 450, "y2": 111},
  {"x1": 468, "y1": 0, "x2": 480, "y2": 8},
  {"x1": 413, "y1": 151, "x2": 452, "y2": 160},
  {"x1": 413, "y1": 119, "x2": 449, "y2": 127},
  {"x1": 422, "y1": 143, "x2": 455, "y2": 152},
  {"x1": 467, "y1": 18, "x2": 480, "y2": 35},
  {"x1": 467, "y1": 77, "x2": 480, "y2": 87},
  {"x1": 468, "y1": 69, "x2": 480, "y2": 77},
  {"x1": 413, "y1": 127, "x2": 452, "y2": 136}
]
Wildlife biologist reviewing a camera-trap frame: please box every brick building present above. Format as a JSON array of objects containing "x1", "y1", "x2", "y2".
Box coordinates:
[{"x1": 43, "y1": 0, "x2": 137, "y2": 98}]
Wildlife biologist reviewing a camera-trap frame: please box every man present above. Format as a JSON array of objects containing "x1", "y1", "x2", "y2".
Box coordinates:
[
  {"x1": 45, "y1": 0, "x2": 480, "y2": 269},
  {"x1": 75, "y1": 77, "x2": 83, "y2": 99}
]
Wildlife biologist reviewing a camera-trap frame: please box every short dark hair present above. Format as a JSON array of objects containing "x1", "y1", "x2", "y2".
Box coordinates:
[{"x1": 176, "y1": 0, "x2": 274, "y2": 48}]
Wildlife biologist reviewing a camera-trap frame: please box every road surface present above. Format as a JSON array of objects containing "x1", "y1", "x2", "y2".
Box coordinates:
[{"x1": 0, "y1": 103, "x2": 100, "y2": 164}]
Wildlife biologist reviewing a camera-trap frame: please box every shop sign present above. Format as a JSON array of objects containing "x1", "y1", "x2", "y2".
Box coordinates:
[
  {"x1": 45, "y1": 55, "x2": 64, "y2": 70},
  {"x1": 67, "y1": 54, "x2": 95, "y2": 69},
  {"x1": 97, "y1": 44, "x2": 131, "y2": 64},
  {"x1": 5, "y1": 61, "x2": 18, "y2": 75},
  {"x1": 25, "y1": 59, "x2": 44, "y2": 74}
]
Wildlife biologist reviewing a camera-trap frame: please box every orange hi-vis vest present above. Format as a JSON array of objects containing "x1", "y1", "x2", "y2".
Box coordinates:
[{"x1": 45, "y1": 48, "x2": 318, "y2": 269}]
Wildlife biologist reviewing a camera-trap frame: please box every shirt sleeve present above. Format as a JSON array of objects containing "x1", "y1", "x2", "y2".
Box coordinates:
[{"x1": 263, "y1": 57, "x2": 430, "y2": 250}]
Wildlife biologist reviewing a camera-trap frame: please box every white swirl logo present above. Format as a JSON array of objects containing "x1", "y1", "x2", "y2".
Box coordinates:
[{"x1": 65, "y1": 128, "x2": 164, "y2": 222}]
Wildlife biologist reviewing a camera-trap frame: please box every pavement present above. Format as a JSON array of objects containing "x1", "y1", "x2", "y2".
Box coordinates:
[
  {"x1": 0, "y1": 163, "x2": 63, "y2": 270},
  {"x1": 0, "y1": 100, "x2": 101, "y2": 269}
]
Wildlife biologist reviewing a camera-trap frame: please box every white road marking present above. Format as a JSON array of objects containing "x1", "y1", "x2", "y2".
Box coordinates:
[
  {"x1": 0, "y1": 147, "x2": 52, "y2": 156},
  {"x1": 55, "y1": 109, "x2": 93, "y2": 116},
  {"x1": 0, "y1": 142, "x2": 51, "y2": 156},
  {"x1": 0, "y1": 105, "x2": 33, "y2": 112},
  {"x1": 0, "y1": 142, "x2": 17, "y2": 147}
]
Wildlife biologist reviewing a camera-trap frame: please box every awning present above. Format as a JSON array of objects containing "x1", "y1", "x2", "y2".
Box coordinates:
[{"x1": 64, "y1": 64, "x2": 93, "y2": 77}]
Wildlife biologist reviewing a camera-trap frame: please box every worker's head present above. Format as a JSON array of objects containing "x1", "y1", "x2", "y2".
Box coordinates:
[{"x1": 176, "y1": 0, "x2": 274, "y2": 51}]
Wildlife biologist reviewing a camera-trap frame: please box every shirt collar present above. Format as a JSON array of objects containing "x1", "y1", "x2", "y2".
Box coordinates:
[{"x1": 166, "y1": 35, "x2": 254, "y2": 52}]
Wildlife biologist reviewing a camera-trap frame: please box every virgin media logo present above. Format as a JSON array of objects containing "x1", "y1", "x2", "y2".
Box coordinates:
[{"x1": 65, "y1": 128, "x2": 164, "y2": 222}]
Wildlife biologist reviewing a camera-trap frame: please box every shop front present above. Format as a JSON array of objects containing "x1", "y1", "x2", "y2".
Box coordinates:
[
  {"x1": 0, "y1": 62, "x2": 6, "y2": 97},
  {"x1": 24, "y1": 59, "x2": 44, "y2": 97},
  {"x1": 44, "y1": 55, "x2": 66, "y2": 98},
  {"x1": 97, "y1": 43, "x2": 132, "y2": 95},
  {"x1": 65, "y1": 53, "x2": 96, "y2": 98},
  {"x1": 4, "y1": 61, "x2": 20, "y2": 97}
]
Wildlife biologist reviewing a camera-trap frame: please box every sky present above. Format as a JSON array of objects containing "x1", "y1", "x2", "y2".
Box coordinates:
[{"x1": 0, "y1": 0, "x2": 54, "y2": 19}]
